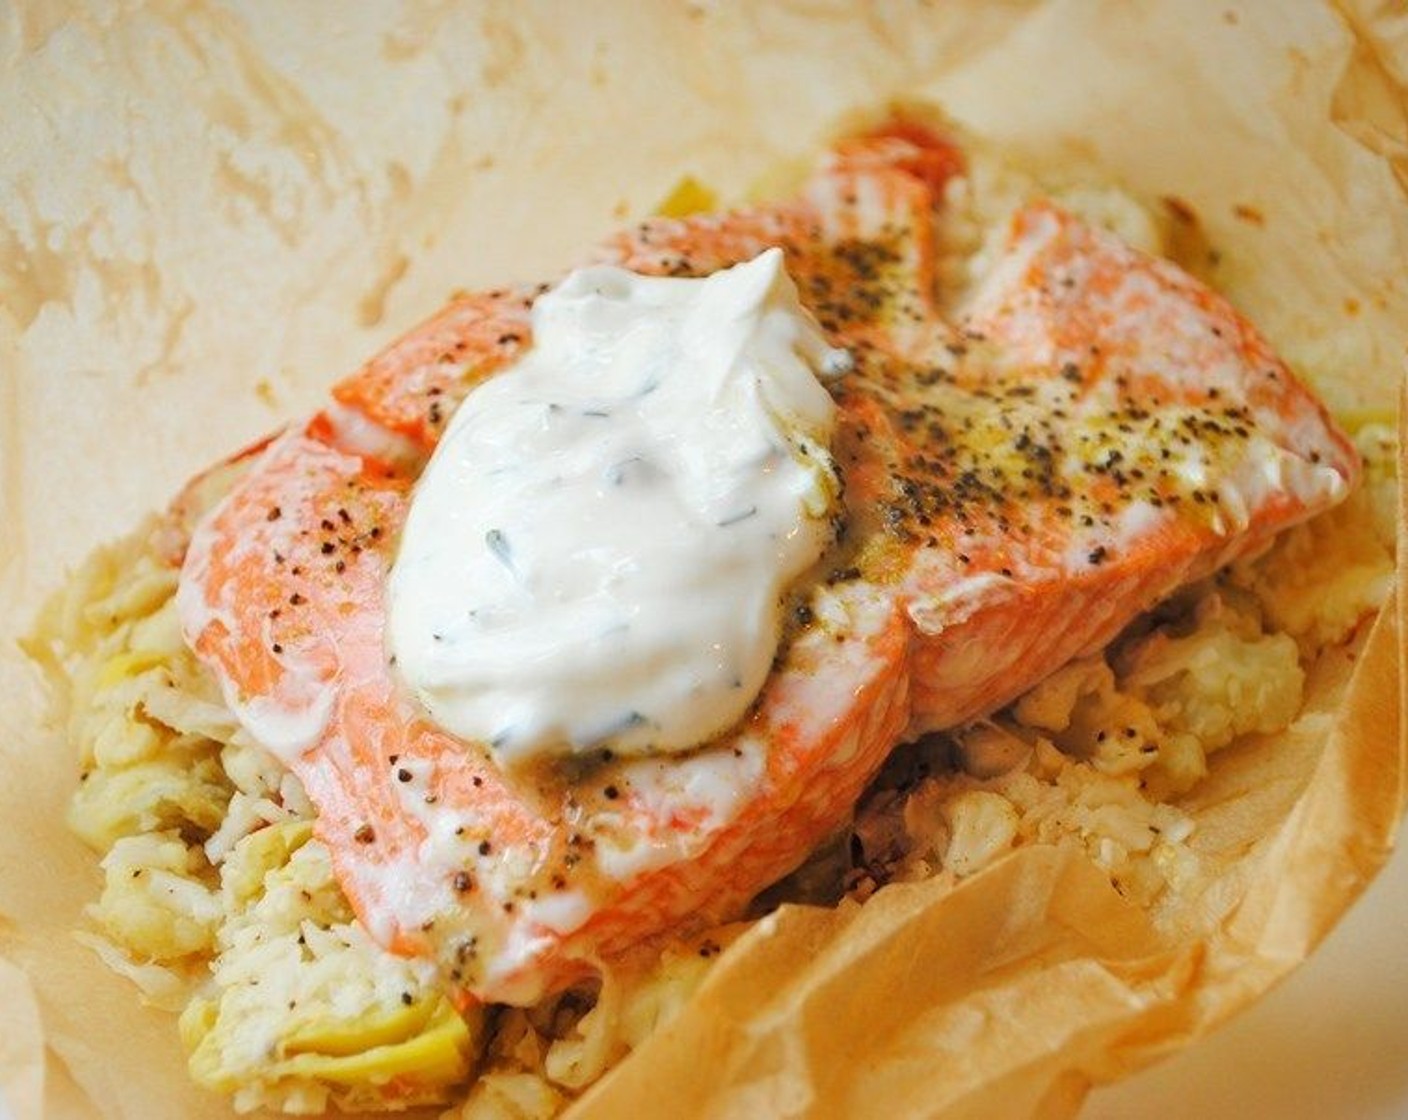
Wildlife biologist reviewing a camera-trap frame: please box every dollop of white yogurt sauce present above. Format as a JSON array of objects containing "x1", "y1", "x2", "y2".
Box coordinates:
[{"x1": 388, "y1": 248, "x2": 848, "y2": 766}]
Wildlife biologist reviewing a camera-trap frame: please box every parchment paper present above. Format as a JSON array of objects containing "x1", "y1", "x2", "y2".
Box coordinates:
[{"x1": 2, "y1": 2, "x2": 1405, "y2": 1117}]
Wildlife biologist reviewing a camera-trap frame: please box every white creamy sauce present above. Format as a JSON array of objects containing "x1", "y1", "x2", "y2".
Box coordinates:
[
  {"x1": 906, "y1": 572, "x2": 1012, "y2": 634},
  {"x1": 322, "y1": 400, "x2": 428, "y2": 471},
  {"x1": 1164, "y1": 424, "x2": 1348, "y2": 537},
  {"x1": 388, "y1": 249, "x2": 847, "y2": 766},
  {"x1": 227, "y1": 687, "x2": 336, "y2": 764},
  {"x1": 590, "y1": 738, "x2": 769, "y2": 882}
]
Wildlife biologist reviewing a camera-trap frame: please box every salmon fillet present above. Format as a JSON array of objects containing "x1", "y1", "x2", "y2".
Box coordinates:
[{"x1": 176, "y1": 121, "x2": 1357, "y2": 1006}]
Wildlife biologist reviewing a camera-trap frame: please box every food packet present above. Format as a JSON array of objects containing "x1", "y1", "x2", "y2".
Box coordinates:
[{"x1": 1, "y1": 2, "x2": 1403, "y2": 1117}]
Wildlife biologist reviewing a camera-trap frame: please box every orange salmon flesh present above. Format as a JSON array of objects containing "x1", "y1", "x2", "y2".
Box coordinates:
[{"x1": 176, "y1": 120, "x2": 1358, "y2": 1006}]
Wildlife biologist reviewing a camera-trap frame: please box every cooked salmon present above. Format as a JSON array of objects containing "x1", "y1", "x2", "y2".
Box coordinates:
[{"x1": 176, "y1": 120, "x2": 1358, "y2": 1006}]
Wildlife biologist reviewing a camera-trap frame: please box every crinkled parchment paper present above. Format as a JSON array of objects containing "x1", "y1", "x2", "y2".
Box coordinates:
[{"x1": 1, "y1": 2, "x2": 1405, "y2": 1117}]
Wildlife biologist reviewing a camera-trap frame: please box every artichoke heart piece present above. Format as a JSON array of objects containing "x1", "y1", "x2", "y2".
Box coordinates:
[
  {"x1": 280, "y1": 998, "x2": 479, "y2": 1088},
  {"x1": 285, "y1": 992, "x2": 440, "y2": 1058},
  {"x1": 182, "y1": 993, "x2": 480, "y2": 1099},
  {"x1": 220, "y1": 819, "x2": 314, "y2": 906},
  {"x1": 68, "y1": 755, "x2": 231, "y2": 851},
  {"x1": 179, "y1": 824, "x2": 484, "y2": 1109},
  {"x1": 654, "y1": 174, "x2": 717, "y2": 218},
  {"x1": 96, "y1": 648, "x2": 170, "y2": 690}
]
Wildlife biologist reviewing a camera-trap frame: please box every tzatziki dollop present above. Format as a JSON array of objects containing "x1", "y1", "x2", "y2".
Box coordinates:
[{"x1": 387, "y1": 248, "x2": 849, "y2": 766}]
